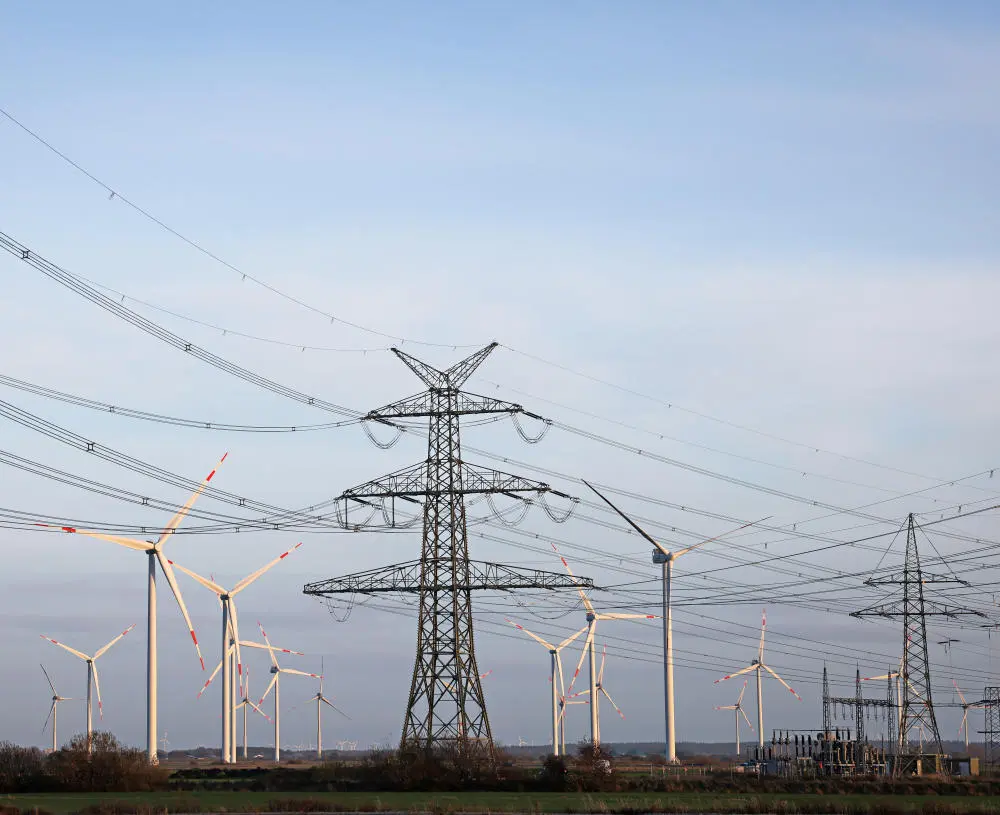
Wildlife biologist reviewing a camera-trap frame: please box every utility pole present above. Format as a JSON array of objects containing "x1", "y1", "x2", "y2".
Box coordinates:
[
  {"x1": 852, "y1": 513, "x2": 984, "y2": 773},
  {"x1": 304, "y1": 344, "x2": 592, "y2": 756}
]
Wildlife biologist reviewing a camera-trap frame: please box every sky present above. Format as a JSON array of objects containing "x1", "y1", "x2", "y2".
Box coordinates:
[{"x1": 1, "y1": 1, "x2": 999, "y2": 754}]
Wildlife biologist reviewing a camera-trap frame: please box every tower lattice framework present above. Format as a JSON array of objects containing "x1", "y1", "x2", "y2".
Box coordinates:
[
  {"x1": 852, "y1": 514, "x2": 984, "y2": 772},
  {"x1": 304, "y1": 343, "x2": 589, "y2": 753}
]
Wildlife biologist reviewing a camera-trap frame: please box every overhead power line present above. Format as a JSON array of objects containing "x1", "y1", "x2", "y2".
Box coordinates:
[
  {"x1": 0, "y1": 105, "x2": 478, "y2": 350},
  {"x1": 0, "y1": 373, "x2": 361, "y2": 433},
  {"x1": 0, "y1": 231, "x2": 371, "y2": 421}
]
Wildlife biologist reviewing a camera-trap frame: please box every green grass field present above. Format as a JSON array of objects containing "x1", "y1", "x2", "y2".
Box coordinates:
[{"x1": 5, "y1": 791, "x2": 1000, "y2": 815}]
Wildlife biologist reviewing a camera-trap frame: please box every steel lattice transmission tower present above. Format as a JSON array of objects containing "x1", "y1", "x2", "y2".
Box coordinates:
[
  {"x1": 304, "y1": 343, "x2": 590, "y2": 754},
  {"x1": 852, "y1": 513, "x2": 984, "y2": 772}
]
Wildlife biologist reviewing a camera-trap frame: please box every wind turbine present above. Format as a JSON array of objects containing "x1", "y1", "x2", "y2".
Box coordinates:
[
  {"x1": 41, "y1": 624, "x2": 135, "y2": 753},
  {"x1": 235, "y1": 667, "x2": 270, "y2": 760},
  {"x1": 553, "y1": 543, "x2": 657, "y2": 747},
  {"x1": 569, "y1": 644, "x2": 627, "y2": 744},
  {"x1": 954, "y1": 680, "x2": 983, "y2": 751},
  {"x1": 170, "y1": 541, "x2": 303, "y2": 763},
  {"x1": 714, "y1": 678, "x2": 753, "y2": 757},
  {"x1": 582, "y1": 480, "x2": 766, "y2": 762},
  {"x1": 306, "y1": 661, "x2": 350, "y2": 760},
  {"x1": 863, "y1": 657, "x2": 904, "y2": 745},
  {"x1": 40, "y1": 664, "x2": 72, "y2": 753},
  {"x1": 506, "y1": 618, "x2": 587, "y2": 755},
  {"x1": 715, "y1": 609, "x2": 801, "y2": 747},
  {"x1": 256, "y1": 622, "x2": 318, "y2": 762},
  {"x1": 37, "y1": 453, "x2": 226, "y2": 762}
]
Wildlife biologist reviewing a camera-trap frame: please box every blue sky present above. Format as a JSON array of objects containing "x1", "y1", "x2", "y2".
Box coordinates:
[{"x1": 1, "y1": 2, "x2": 999, "y2": 753}]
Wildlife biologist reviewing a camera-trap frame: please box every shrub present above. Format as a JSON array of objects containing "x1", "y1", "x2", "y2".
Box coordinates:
[{"x1": 0, "y1": 741, "x2": 46, "y2": 793}]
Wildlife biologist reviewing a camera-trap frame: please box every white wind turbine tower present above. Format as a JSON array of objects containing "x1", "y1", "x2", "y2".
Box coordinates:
[
  {"x1": 954, "y1": 680, "x2": 983, "y2": 751},
  {"x1": 505, "y1": 617, "x2": 587, "y2": 755},
  {"x1": 714, "y1": 678, "x2": 754, "y2": 757},
  {"x1": 569, "y1": 644, "x2": 627, "y2": 744},
  {"x1": 39, "y1": 453, "x2": 226, "y2": 762},
  {"x1": 235, "y1": 668, "x2": 270, "y2": 760},
  {"x1": 306, "y1": 660, "x2": 350, "y2": 760},
  {"x1": 715, "y1": 609, "x2": 801, "y2": 747},
  {"x1": 582, "y1": 480, "x2": 766, "y2": 763},
  {"x1": 40, "y1": 664, "x2": 72, "y2": 753},
  {"x1": 256, "y1": 621, "x2": 318, "y2": 762},
  {"x1": 41, "y1": 624, "x2": 135, "y2": 753},
  {"x1": 170, "y1": 542, "x2": 303, "y2": 763},
  {"x1": 553, "y1": 543, "x2": 657, "y2": 747}
]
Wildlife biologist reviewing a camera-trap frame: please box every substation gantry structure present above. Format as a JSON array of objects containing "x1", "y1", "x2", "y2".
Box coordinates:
[
  {"x1": 303, "y1": 343, "x2": 593, "y2": 757},
  {"x1": 822, "y1": 666, "x2": 896, "y2": 774},
  {"x1": 852, "y1": 514, "x2": 985, "y2": 775}
]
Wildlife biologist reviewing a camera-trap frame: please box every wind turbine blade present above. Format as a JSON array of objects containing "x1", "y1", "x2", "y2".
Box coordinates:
[
  {"x1": 550, "y1": 543, "x2": 595, "y2": 614},
  {"x1": 737, "y1": 679, "x2": 748, "y2": 705},
  {"x1": 953, "y1": 679, "x2": 968, "y2": 706},
  {"x1": 740, "y1": 707, "x2": 755, "y2": 731},
  {"x1": 596, "y1": 613, "x2": 657, "y2": 621},
  {"x1": 758, "y1": 608, "x2": 766, "y2": 661},
  {"x1": 229, "y1": 602, "x2": 244, "y2": 695},
  {"x1": 197, "y1": 659, "x2": 224, "y2": 699},
  {"x1": 35, "y1": 524, "x2": 153, "y2": 552},
  {"x1": 598, "y1": 644, "x2": 607, "y2": 685},
  {"x1": 92, "y1": 665, "x2": 103, "y2": 719},
  {"x1": 156, "y1": 551, "x2": 205, "y2": 670},
  {"x1": 94, "y1": 624, "x2": 136, "y2": 660},
  {"x1": 601, "y1": 686, "x2": 626, "y2": 719},
  {"x1": 156, "y1": 453, "x2": 228, "y2": 546},
  {"x1": 40, "y1": 663, "x2": 57, "y2": 695},
  {"x1": 504, "y1": 617, "x2": 555, "y2": 650},
  {"x1": 258, "y1": 622, "x2": 280, "y2": 670},
  {"x1": 581, "y1": 480, "x2": 669, "y2": 556},
  {"x1": 714, "y1": 664, "x2": 756, "y2": 684},
  {"x1": 556, "y1": 626, "x2": 589, "y2": 651},
  {"x1": 565, "y1": 625, "x2": 594, "y2": 698},
  {"x1": 232, "y1": 543, "x2": 303, "y2": 595},
  {"x1": 556, "y1": 653, "x2": 566, "y2": 700},
  {"x1": 279, "y1": 668, "x2": 320, "y2": 678},
  {"x1": 248, "y1": 699, "x2": 271, "y2": 721},
  {"x1": 168, "y1": 560, "x2": 225, "y2": 595},
  {"x1": 480, "y1": 669, "x2": 492, "y2": 680},
  {"x1": 714, "y1": 705, "x2": 738, "y2": 711},
  {"x1": 673, "y1": 516, "x2": 772, "y2": 559},
  {"x1": 42, "y1": 701, "x2": 55, "y2": 734},
  {"x1": 259, "y1": 673, "x2": 278, "y2": 705},
  {"x1": 761, "y1": 663, "x2": 802, "y2": 701},
  {"x1": 321, "y1": 697, "x2": 351, "y2": 719},
  {"x1": 960, "y1": 709, "x2": 969, "y2": 736},
  {"x1": 239, "y1": 640, "x2": 305, "y2": 657},
  {"x1": 40, "y1": 636, "x2": 89, "y2": 662},
  {"x1": 862, "y1": 673, "x2": 892, "y2": 681}
]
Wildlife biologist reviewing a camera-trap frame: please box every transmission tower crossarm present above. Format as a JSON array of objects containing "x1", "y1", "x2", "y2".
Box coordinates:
[
  {"x1": 338, "y1": 462, "x2": 563, "y2": 502},
  {"x1": 303, "y1": 560, "x2": 596, "y2": 595},
  {"x1": 866, "y1": 572, "x2": 970, "y2": 586},
  {"x1": 390, "y1": 342, "x2": 498, "y2": 390},
  {"x1": 367, "y1": 389, "x2": 531, "y2": 419}
]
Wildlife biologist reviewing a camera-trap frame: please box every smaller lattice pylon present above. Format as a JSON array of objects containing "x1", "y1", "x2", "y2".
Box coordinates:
[{"x1": 852, "y1": 514, "x2": 985, "y2": 770}]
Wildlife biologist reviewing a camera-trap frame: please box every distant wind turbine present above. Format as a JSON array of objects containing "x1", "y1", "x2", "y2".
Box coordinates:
[
  {"x1": 714, "y1": 678, "x2": 753, "y2": 756},
  {"x1": 41, "y1": 624, "x2": 135, "y2": 753},
  {"x1": 255, "y1": 622, "x2": 318, "y2": 762},
  {"x1": 171, "y1": 541, "x2": 303, "y2": 763},
  {"x1": 714, "y1": 609, "x2": 801, "y2": 747},
  {"x1": 582, "y1": 479, "x2": 767, "y2": 762},
  {"x1": 553, "y1": 543, "x2": 657, "y2": 746},
  {"x1": 37, "y1": 453, "x2": 226, "y2": 762},
  {"x1": 40, "y1": 664, "x2": 72, "y2": 753},
  {"x1": 506, "y1": 618, "x2": 586, "y2": 755}
]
